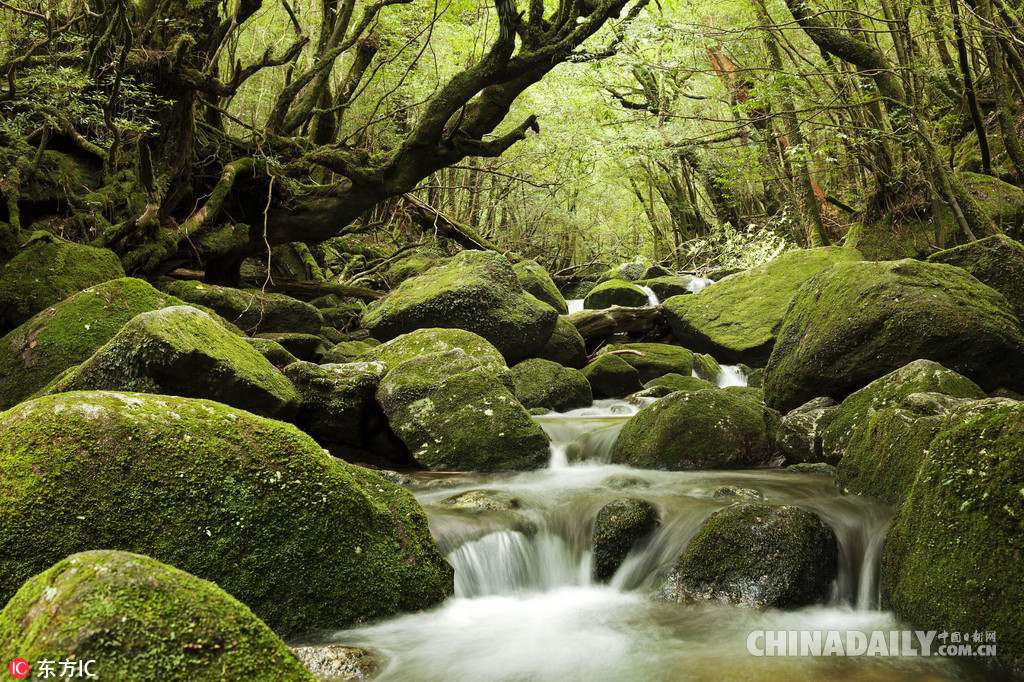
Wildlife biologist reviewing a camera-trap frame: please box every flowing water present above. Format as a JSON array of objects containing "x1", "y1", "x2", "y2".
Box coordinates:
[{"x1": 314, "y1": 392, "x2": 972, "y2": 681}]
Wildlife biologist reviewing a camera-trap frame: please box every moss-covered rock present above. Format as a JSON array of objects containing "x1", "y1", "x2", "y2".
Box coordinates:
[
  {"x1": 441, "y1": 489, "x2": 522, "y2": 512},
  {"x1": 0, "y1": 392, "x2": 453, "y2": 634},
  {"x1": 691, "y1": 353, "x2": 722, "y2": 384},
  {"x1": 664, "y1": 504, "x2": 837, "y2": 608},
  {"x1": 583, "y1": 279, "x2": 650, "y2": 309},
  {"x1": 319, "y1": 340, "x2": 373, "y2": 364},
  {"x1": 284, "y1": 361, "x2": 388, "y2": 451},
  {"x1": 786, "y1": 463, "x2": 836, "y2": 476},
  {"x1": 514, "y1": 260, "x2": 568, "y2": 314},
  {"x1": 534, "y1": 316, "x2": 587, "y2": 368},
  {"x1": 597, "y1": 343, "x2": 694, "y2": 383},
  {"x1": 387, "y1": 249, "x2": 447, "y2": 285},
  {"x1": 591, "y1": 499, "x2": 659, "y2": 583},
  {"x1": 245, "y1": 337, "x2": 300, "y2": 367},
  {"x1": 292, "y1": 645, "x2": 380, "y2": 681},
  {"x1": 662, "y1": 247, "x2": 863, "y2": 365},
  {"x1": 713, "y1": 487, "x2": 765, "y2": 501},
  {"x1": 928, "y1": 234, "x2": 1024, "y2": 322},
  {"x1": 612, "y1": 389, "x2": 779, "y2": 470},
  {"x1": 644, "y1": 373, "x2": 716, "y2": 393},
  {"x1": 361, "y1": 328, "x2": 508, "y2": 379},
  {"x1": 362, "y1": 251, "x2": 558, "y2": 365},
  {"x1": 777, "y1": 397, "x2": 838, "y2": 465},
  {"x1": 636, "y1": 276, "x2": 694, "y2": 300},
  {"x1": 597, "y1": 261, "x2": 650, "y2": 283},
  {"x1": 0, "y1": 550, "x2": 313, "y2": 681},
  {"x1": 580, "y1": 354, "x2": 643, "y2": 399},
  {"x1": 0, "y1": 278, "x2": 186, "y2": 410},
  {"x1": 164, "y1": 280, "x2": 324, "y2": 335},
  {"x1": 640, "y1": 264, "x2": 675, "y2": 280},
  {"x1": 764, "y1": 259, "x2": 1024, "y2": 413},
  {"x1": 376, "y1": 350, "x2": 549, "y2": 471},
  {"x1": 0, "y1": 238, "x2": 125, "y2": 331},
  {"x1": 46, "y1": 306, "x2": 300, "y2": 420},
  {"x1": 255, "y1": 332, "x2": 325, "y2": 362},
  {"x1": 510, "y1": 358, "x2": 592, "y2": 412},
  {"x1": 881, "y1": 401, "x2": 1024, "y2": 673},
  {"x1": 559, "y1": 281, "x2": 597, "y2": 300}
]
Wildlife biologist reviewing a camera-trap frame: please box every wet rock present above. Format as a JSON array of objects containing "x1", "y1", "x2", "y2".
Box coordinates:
[
  {"x1": 663, "y1": 247, "x2": 862, "y2": 365},
  {"x1": 713, "y1": 487, "x2": 765, "y2": 501},
  {"x1": 597, "y1": 343, "x2": 694, "y2": 383},
  {"x1": 442, "y1": 489, "x2": 522, "y2": 512},
  {"x1": 785, "y1": 463, "x2": 836, "y2": 476},
  {"x1": 638, "y1": 275, "x2": 694, "y2": 300},
  {"x1": 363, "y1": 328, "x2": 508, "y2": 378},
  {"x1": 511, "y1": 358, "x2": 592, "y2": 412},
  {"x1": 534, "y1": 316, "x2": 587, "y2": 369},
  {"x1": 602, "y1": 475, "x2": 650, "y2": 490},
  {"x1": 691, "y1": 353, "x2": 722, "y2": 384},
  {"x1": 386, "y1": 249, "x2": 447, "y2": 285},
  {"x1": 45, "y1": 305, "x2": 300, "y2": 419},
  {"x1": 246, "y1": 336, "x2": 300, "y2": 367},
  {"x1": 321, "y1": 340, "x2": 376, "y2": 364},
  {"x1": 927, "y1": 233, "x2": 1024, "y2": 321},
  {"x1": 612, "y1": 389, "x2": 779, "y2": 470},
  {"x1": 777, "y1": 397, "x2": 839, "y2": 465},
  {"x1": 584, "y1": 279, "x2": 650, "y2": 308},
  {"x1": 581, "y1": 354, "x2": 644, "y2": 399},
  {"x1": 560, "y1": 281, "x2": 597, "y2": 300},
  {"x1": 0, "y1": 550, "x2": 314, "y2": 681},
  {"x1": 164, "y1": 280, "x2": 324, "y2": 334},
  {"x1": 362, "y1": 251, "x2": 558, "y2": 365},
  {"x1": 663, "y1": 504, "x2": 837, "y2": 608},
  {"x1": 257, "y1": 332, "x2": 325, "y2": 362},
  {"x1": 592, "y1": 499, "x2": 660, "y2": 583},
  {"x1": 764, "y1": 259, "x2": 1024, "y2": 413},
  {"x1": 292, "y1": 646, "x2": 380, "y2": 681},
  {"x1": 514, "y1": 259, "x2": 568, "y2": 314},
  {"x1": 644, "y1": 373, "x2": 716, "y2": 393}
]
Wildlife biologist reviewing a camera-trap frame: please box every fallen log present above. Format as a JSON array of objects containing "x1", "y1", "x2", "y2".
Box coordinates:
[{"x1": 567, "y1": 305, "x2": 666, "y2": 340}]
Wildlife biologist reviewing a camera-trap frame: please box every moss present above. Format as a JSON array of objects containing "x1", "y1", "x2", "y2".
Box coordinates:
[
  {"x1": 362, "y1": 328, "x2": 507, "y2": 379},
  {"x1": 46, "y1": 306, "x2": 300, "y2": 420},
  {"x1": 662, "y1": 247, "x2": 863, "y2": 365},
  {"x1": 534, "y1": 316, "x2": 587, "y2": 369},
  {"x1": 0, "y1": 550, "x2": 314, "y2": 681},
  {"x1": 245, "y1": 337, "x2": 299, "y2": 367},
  {"x1": 580, "y1": 354, "x2": 643, "y2": 399},
  {"x1": 559, "y1": 281, "x2": 596, "y2": 299},
  {"x1": 284, "y1": 360, "x2": 386, "y2": 448},
  {"x1": 611, "y1": 389, "x2": 779, "y2": 470},
  {"x1": 0, "y1": 239, "x2": 125, "y2": 329},
  {"x1": 442, "y1": 489, "x2": 522, "y2": 512},
  {"x1": 387, "y1": 249, "x2": 447, "y2": 285},
  {"x1": 764, "y1": 259, "x2": 1024, "y2": 413},
  {"x1": 363, "y1": 251, "x2": 558, "y2": 364},
  {"x1": 635, "y1": 276, "x2": 693, "y2": 300},
  {"x1": 322, "y1": 340, "x2": 376, "y2": 364},
  {"x1": 583, "y1": 279, "x2": 649, "y2": 308},
  {"x1": 640, "y1": 264, "x2": 675, "y2": 279},
  {"x1": 596, "y1": 261, "x2": 650, "y2": 283},
  {"x1": 254, "y1": 332, "x2": 325, "y2": 362},
  {"x1": 645, "y1": 373, "x2": 716, "y2": 393},
  {"x1": 599, "y1": 343, "x2": 694, "y2": 383},
  {"x1": 0, "y1": 278, "x2": 186, "y2": 410},
  {"x1": 665, "y1": 504, "x2": 837, "y2": 608},
  {"x1": 928, "y1": 234, "x2": 1024, "y2": 321},
  {"x1": 591, "y1": 499, "x2": 659, "y2": 583},
  {"x1": 692, "y1": 353, "x2": 722, "y2": 384},
  {"x1": 513, "y1": 260, "x2": 568, "y2": 314},
  {"x1": 163, "y1": 280, "x2": 324, "y2": 335},
  {"x1": 0, "y1": 391, "x2": 453, "y2": 635},
  {"x1": 510, "y1": 358, "x2": 592, "y2": 411},
  {"x1": 882, "y1": 402, "x2": 1024, "y2": 673}
]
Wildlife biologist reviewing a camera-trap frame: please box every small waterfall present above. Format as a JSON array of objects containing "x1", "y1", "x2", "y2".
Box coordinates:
[
  {"x1": 716, "y1": 365, "x2": 748, "y2": 387},
  {"x1": 566, "y1": 298, "x2": 585, "y2": 314},
  {"x1": 686, "y1": 276, "x2": 715, "y2": 293},
  {"x1": 447, "y1": 530, "x2": 589, "y2": 597},
  {"x1": 638, "y1": 285, "x2": 660, "y2": 306},
  {"x1": 533, "y1": 400, "x2": 641, "y2": 467}
]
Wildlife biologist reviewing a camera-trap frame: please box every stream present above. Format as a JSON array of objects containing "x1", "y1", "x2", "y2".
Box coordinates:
[{"x1": 314, "y1": 380, "x2": 971, "y2": 680}]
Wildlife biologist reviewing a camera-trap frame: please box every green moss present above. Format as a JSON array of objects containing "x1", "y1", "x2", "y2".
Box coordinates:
[
  {"x1": 764, "y1": 259, "x2": 1024, "y2": 413},
  {"x1": 387, "y1": 249, "x2": 447, "y2": 285},
  {"x1": 882, "y1": 402, "x2": 1024, "y2": 673},
  {"x1": 46, "y1": 306, "x2": 300, "y2": 419},
  {"x1": 583, "y1": 279, "x2": 649, "y2": 309},
  {"x1": 0, "y1": 550, "x2": 314, "y2": 681},
  {"x1": 514, "y1": 260, "x2": 568, "y2": 314},
  {"x1": 510, "y1": 358, "x2": 592, "y2": 411},
  {"x1": 692, "y1": 353, "x2": 722, "y2": 383},
  {"x1": 560, "y1": 281, "x2": 597, "y2": 299},
  {"x1": 596, "y1": 261, "x2": 650, "y2": 283},
  {"x1": 0, "y1": 239, "x2": 125, "y2": 329},
  {"x1": 612, "y1": 389, "x2": 779, "y2": 469},
  {"x1": 363, "y1": 251, "x2": 558, "y2": 364},
  {"x1": 534, "y1": 316, "x2": 587, "y2": 369},
  {"x1": 284, "y1": 360, "x2": 386, "y2": 447},
  {"x1": 163, "y1": 281, "x2": 324, "y2": 335},
  {"x1": 591, "y1": 499, "x2": 659, "y2": 583},
  {"x1": 662, "y1": 247, "x2": 863, "y2": 365},
  {"x1": 0, "y1": 278, "x2": 186, "y2": 410},
  {"x1": 363, "y1": 328, "x2": 508, "y2": 378},
  {"x1": 645, "y1": 373, "x2": 716, "y2": 393},
  {"x1": 254, "y1": 332, "x2": 325, "y2": 362},
  {"x1": 580, "y1": 354, "x2": 643, "y2": 399},
  {"x1": 598, "y1": 343, "x2": 695, "y2": 383},
  {"x1": 0, "y1": 391, "x2": 453, "y2": 635},
  {"x1": 245, "y1": 337, "x2": 299, "y2": 367},
  {"x1": 928, "y1": 234, "x2": 1024, "y2": 321},
  {"x1": 322, "y1": 340, "x2": 376, "y2": 364},
  {"x1": 635, "y1": 276, "x2": 693, "y2": 300}
]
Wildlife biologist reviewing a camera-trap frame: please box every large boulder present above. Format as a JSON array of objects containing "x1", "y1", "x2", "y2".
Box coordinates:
[
  {"x1": 164, "y1": 280, "x2": 324, "y2": 334},
  {"x1": 662, "y1": 247, "x2": 863, "y2": 365},
  {"x1": 612, "y1": 389, "x2": 779, "y2": 469},
  {"x1": 882, "y1": 401, "x2": 1024, "y2": 673},
  {"x1": 591, "y1": 499, "x2": 660, "y2": 583},
  {"x1": 46, "y1": 306, "x2": 300, "y2": 420},
  {"x1": 580, "y1": 354, "x2": 644, "y2": 399},
  {"x1": 0, "y1": 237, "x2": 125, "y2": 331},
  {"x1": 376, "y1": 349, "x2": 550, "y2": 471},
  {"x1": 510, "y1": 358, "x2": 592, "y2": 412},
  {"x1": 0, "y1": 278, "x2": 185, "y2": 410},
  {"x1": 362, "y1": 251, "x2": 558, "y2": 364},
  {"x1": 764, "y1": 259, "x2": 1024, "y2": 413},
  {"x1": 776, "y1": 397, "x2": 838, "y2": 465},
  {"x1": 0, "y1": 550, "x2": 314, "y2": 681},
  {"x1": 663, "y1": 504, "x2": 838, "y2": 608},
  {"x1": 361, "y1": 327, "x2": 507, "y2": 377},
  {"x1": 639, "y1": 275, "x2": 701, "y2": 300},
  {"x1": 583, "y1": 279, "x2": 649, "y2": 309},
  {"x1": 597, "y1": 261, "x2": 649, "y2": 283},
  {"x1": 514, "y1": 259, "x2": 568, "y2": 314},
  {"x1": 928, "y1": 234, "x2": 1024, "y2": 322},
  {"x1": 534, "y1": 316, "x2": 587, "y2": 368},
  {"x1": 0, "y1": 392, "x2": 453, "y2": 633},
  {"x1": 597, "y1": 343, "x2": 694, "y2": 383}
]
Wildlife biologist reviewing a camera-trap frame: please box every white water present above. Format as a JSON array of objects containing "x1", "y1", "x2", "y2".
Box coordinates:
[
  {"x1": 638, "y1": 285, "x2": 660, "y2": 306},
  {"x1": 566, "y1": 298, "x2": 585, "y2": 314},
  {"x1": 315, "y1": 398, "x2": 963, "y2": 681},
  {"x1": 687, "y1": 276, "x2": 715, "y2": 293}
]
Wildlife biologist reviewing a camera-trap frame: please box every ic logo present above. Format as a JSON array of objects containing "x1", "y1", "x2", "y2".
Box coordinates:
[{"x1": 8, "y1": 658, "x2": 30, "y2": 679}]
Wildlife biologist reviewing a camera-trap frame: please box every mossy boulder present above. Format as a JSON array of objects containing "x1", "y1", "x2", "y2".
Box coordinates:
[
  {"x1": 597, "y1": 261, "x2": 649, "y2": 283},
  {"x1": 640, "y1": 264, "x2": 675, "y2": 280},
  {"x1": 0, "y1": 550, "x2": 313, "y2": 681},
  {"x1": 591, "y1": 499, "x2": 660, "y2": 583},
  {"x1": 713, "y1": 487, "x2": 765, "y2": 501},
  {"x1": 611, "y1": 389, "x2": 779, "y2": 470},
  {"x1": 777, "y1": 397, "x2": 838, "y2": 465},
  {"x1": 254, "y1": 332, "x2": 325, "y2": 362},
  {"x1": 597, "y1": 343, "x2": 694, "y2": 383},
  {"x1": 442, "y1": 489, "x2": 522, "y2": 512},
  {"x1": 510, "y1": 358, "x2": 592, "y2": 412},
  {"x1": 376, "y1": 350, "x2": 549, "y2": 471},
  {"x1": 0, "y1": 238, "x2": 125, "y2": 331},
  {"x1": 583, "y1": 279, "x2": 650, "y2": 309},
  {"x1": 0, "y1": 392, "x2": 453, "y2": 633},
  {"x1": 559, "y1": 281, "x2": 597, "y2": 300},
  {"x1": 322, "y1": 340, "x2": 376, "y2": 364},
  {"x1": 514, "y1": 260, "x2": 568, "y2": 314},
  {"x1": 642, "y1": 373, "x2": 717, "y2": 396},
  {"x1": 46, "y1": 306, "x2": 300, "y2": 420},
  {"x1": 764, "y1": 259, "x2": 1024, "y2": 413},
  {"x1": 245, "y1": 337, "x2": 299, "y2": 367},
  {"x1": 534, "y1": 316, "x2": 587, "y2": 368},
  {"x1": 662, "y1": 247, "x2": 863, "y2": 365},
  {"x1": 664, "y1": 504, "x2": 838, "y2": 608},
  {"x1": 691, "y1": 353, "x2": 722, "y2": 384},
  {"x1": 164, "y1": 280, "x2": 324, "y2": 335},
  {"x1": 636, "y1": 276, "x2": 695, "y2": 300},
  {"x1": 580, "y1": 354, "x2": 644, "y2": 399},
  {"x1": 387, "y1": 249, "x2": 447, "y2": 285},
  {"x1": 0, "y1": 278, "x2": 186, "y2": 410},
  {"x1": 284, "y1": 361, "x2": 388, "y2": 451},
  {"x1": 882, "y1": 401, "x2": 1024, "y2": 673},
  {"x1": 292, "y1": 646, "x2": 380, "y2": 681},
  {"x1": 362, "y1": 251, "x2": 558, "y2": 365},
  {"x1": 928, "y1": 234, "x2": 1024, "y2": 322},
  {"x1": 362, "y1": 327, "x2": 508, "y2": 379}
]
